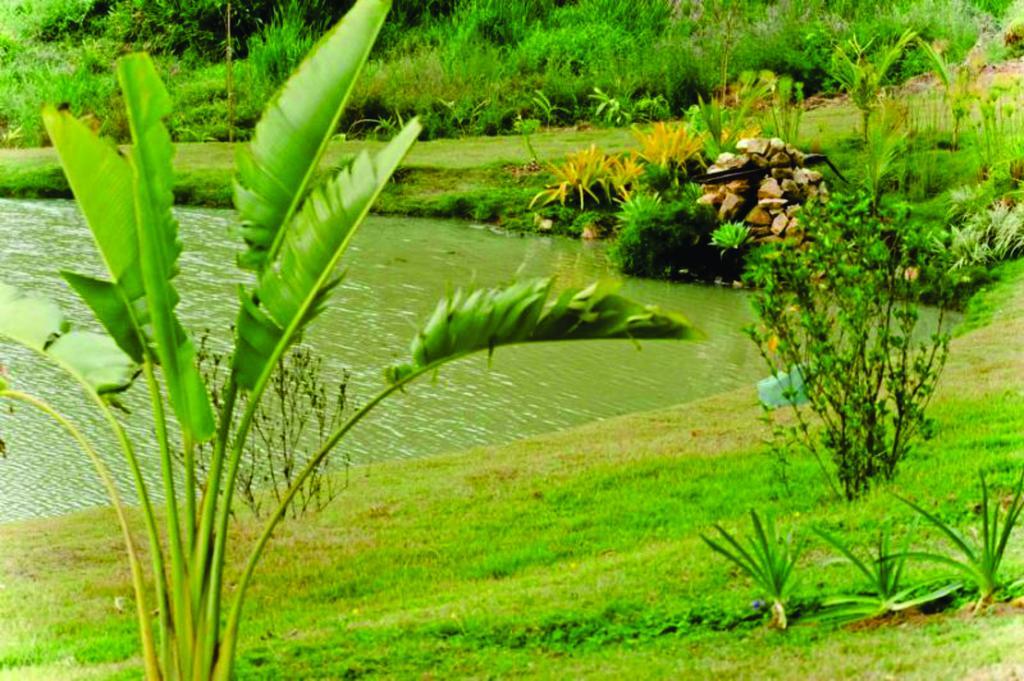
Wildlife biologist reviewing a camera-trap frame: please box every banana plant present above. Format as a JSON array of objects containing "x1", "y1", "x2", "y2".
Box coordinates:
[{"x1": 0, "y1": 1, "x2": 697, "y2": 678}]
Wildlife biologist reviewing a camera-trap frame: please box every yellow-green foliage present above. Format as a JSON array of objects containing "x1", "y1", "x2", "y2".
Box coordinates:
[
  {"x1": 530, "y1": 144, "x2": 615, "y2": 209},
  {"x1": 632, "y1": 122, "x2": 706, "y2": 177},
  {"x1": 532, "y1": 122, "x2": 707, "y2": 208},
  {"x1": 606, "y1": 153, "x2": 645, "y2": 200}
]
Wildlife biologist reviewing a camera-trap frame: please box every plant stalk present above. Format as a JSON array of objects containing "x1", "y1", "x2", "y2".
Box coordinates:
[{"x1": 0, "y1": 389, "x2": 162, "y2": 679}]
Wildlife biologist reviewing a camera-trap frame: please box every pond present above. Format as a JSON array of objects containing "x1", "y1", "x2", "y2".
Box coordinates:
[{"x1": 0, "y1": 199, "x2": 764, "y2": 521}]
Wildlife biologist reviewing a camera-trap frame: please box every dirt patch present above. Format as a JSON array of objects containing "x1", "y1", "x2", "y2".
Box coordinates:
[{"x1": 505, "y1": 162, "x2": 542, "y2": 178}]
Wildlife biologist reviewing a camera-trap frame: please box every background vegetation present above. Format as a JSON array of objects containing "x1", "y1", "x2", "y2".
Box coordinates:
[{"x1": 0, "y1": 0, "x2": 1010, "y2": 147}]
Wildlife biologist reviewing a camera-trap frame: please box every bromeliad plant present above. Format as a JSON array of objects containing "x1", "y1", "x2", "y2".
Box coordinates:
[
  {"x1": 814, "y1": 526, "x2": 959, "y2": 624},
  {"x1": 632, "y1": 122, "x2": 705, "y2": 181},
  {"x1": 0, "y1": 1, "x2": 696, "y2": 679},
  {"x1": 531, "y1": 144, "x2": 617, "y2": 209},
  {"x1": 702, "y1": 510, "x2": 801, "y2": 629},
  {"x1": 897, "y1": 470, "x2": 1024, "y2": 614}
]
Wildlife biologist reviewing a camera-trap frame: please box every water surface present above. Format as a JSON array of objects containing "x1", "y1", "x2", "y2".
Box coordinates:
[{"x1": 0, "y1": 200, "x2": 763, "y2": 520}]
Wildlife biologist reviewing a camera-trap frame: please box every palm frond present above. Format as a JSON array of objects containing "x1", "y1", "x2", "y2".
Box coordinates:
[
  {"x1": 386, "y1": 279, "x2": 698, "y2": 384},
  {"x1": 234, "y1": 121, "x2": 421, "y2": 391},
  {"x1": 234, "y1": 0, "x2": 391, "y2": 271},
  {"x1": 119, "y1": 54, "x2": 215, "y2": 441}
]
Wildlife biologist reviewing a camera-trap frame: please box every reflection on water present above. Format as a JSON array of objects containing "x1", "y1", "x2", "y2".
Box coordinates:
[{"x1": 0, "y1": 199, "x2": 763, "y2": 520}]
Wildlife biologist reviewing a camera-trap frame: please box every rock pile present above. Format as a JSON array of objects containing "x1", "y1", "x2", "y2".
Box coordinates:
[{"x1": 697, "y1": 138, "x2": 828, "y2": 242}]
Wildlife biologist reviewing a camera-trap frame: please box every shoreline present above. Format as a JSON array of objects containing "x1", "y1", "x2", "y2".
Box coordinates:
[
  {"x1": 0, "y1": 107, "x2": 859, "y2": 233},
  {"x1": 0, "y1": 128, "x2": 638, "y2": 235}
]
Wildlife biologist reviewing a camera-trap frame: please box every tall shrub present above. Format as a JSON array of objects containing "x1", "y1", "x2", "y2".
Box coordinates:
[{"x1": 746, "y1": 193, "x2": 951, "y2": 499}]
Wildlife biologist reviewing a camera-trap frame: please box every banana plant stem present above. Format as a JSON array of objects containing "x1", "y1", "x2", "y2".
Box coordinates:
[
  {"x1": 144, "y1": 361, "x2": 194, "y2": 680},
  {"x1": 213, "y1": 366, "x2": 430, "y2": 680}
]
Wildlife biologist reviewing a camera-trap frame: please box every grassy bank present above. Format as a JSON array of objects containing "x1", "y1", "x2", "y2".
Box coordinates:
[
  {"x1": 0, "y1": 105, "x2": 869, "y2": 234},
  {"x1": 0, "y1": 125, "x2": 639, "y2": 231},
  {"x1": 1, "y1": 257, "x2": 1022, "y2": 677}
]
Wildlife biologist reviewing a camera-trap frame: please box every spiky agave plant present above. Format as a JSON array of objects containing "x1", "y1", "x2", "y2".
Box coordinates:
[
  {"x1": 0, "y1": 2, "x2": 698, "y2": 679},
  {"x1": 897, "y1": 470, "x2": 1024, "y2": 614},
  {"x1": 814, "y1": 526, "x2": 959, "y2": 624},
  {"x1": 703, "y1": 510, "x2": 801, "y2": 629}
]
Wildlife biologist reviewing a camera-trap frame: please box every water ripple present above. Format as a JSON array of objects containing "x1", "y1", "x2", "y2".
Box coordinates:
[{"x1": 0, "y1": 199, "x2": 763, "y2": 520}]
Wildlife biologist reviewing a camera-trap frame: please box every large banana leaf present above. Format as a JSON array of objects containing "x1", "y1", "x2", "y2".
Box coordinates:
[
  {"x1": 43, "y1": 107, "x2": 148, "y2": 363},
  {"x1": 234, "y1": 120, "x2": 421, "y2": 390},
  {"x1": 0, "y1": 282, "x2": 135, "y2": 394},
  {"x1": 41, "y1": 108, "x2": 143, "y2": 299},
  {"x1": 234, "y1": 0, "x2": 390, "y2": 272},
  {"x1": 386, "y1": 280, "x2": 699, "y2": 383},
  {"x1": 118, "y1": 54, "x2": 214, "y2": 441}
]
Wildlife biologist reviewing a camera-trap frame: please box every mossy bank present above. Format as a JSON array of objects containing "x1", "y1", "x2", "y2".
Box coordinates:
[{"x1": 0, "y1": 104, "x2": 867, "y2": 236}]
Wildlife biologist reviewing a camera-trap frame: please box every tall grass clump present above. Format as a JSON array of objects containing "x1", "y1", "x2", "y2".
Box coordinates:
[{"x1": 246, "y1": 0, "x2": 318, "y2": 94}]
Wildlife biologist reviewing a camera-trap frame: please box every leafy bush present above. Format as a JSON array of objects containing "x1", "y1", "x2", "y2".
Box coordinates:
[
  {"x1": 746, "y1": 193, "x2": 952, "y2": 500},
  {"x1": 609, "y1": 190, "x2": 717, "y2": 280},
  {"x1": 107, "y1": 0, "x2": 351, "y2": 58},
  {"x1": 33, "y1": 0, "x2": 105, "y2": 40}
]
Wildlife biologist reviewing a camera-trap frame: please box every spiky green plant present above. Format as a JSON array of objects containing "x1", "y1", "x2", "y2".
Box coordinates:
[
  {"x1": 814, "y1": 526, "x2": 959, "y2": 624},
  {"x1": 0, "y1": 2, "x2": 698, "y2": 679},
  {"x1": 703, "y1": 510, "x2": 801, "y2": 629},
  {"x1": 695, "y1": 70, "x2": 770, "y2": 157},
  {"x1": 948, "y1": 202, "x2": 1024, "y2": 269},
  {"x1": 710, "y1": 221, "x2": 751, "y2": 251},
  {"x1": 897, "y1": 470, "x2": 1024, "y2": 614},
  {"x1": 830, "y1": 30, "x2": 917, "y2": 141},
  {"x1": 863, "y1": 105, "x2": 907, "y2": 212},
  {"x1": 918, "y1": 39, "x2": 979, "y2": 150}
]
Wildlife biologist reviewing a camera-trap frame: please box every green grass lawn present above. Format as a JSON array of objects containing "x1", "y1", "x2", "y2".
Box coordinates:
[{"x1": 1, "y1": 254, "x2": 1022, "y2": 676}]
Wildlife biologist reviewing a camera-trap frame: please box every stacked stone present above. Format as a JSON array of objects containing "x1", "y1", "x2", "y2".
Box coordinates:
[{"x1": 697, "y1": 138, "x2": 828, "y2": 242}]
